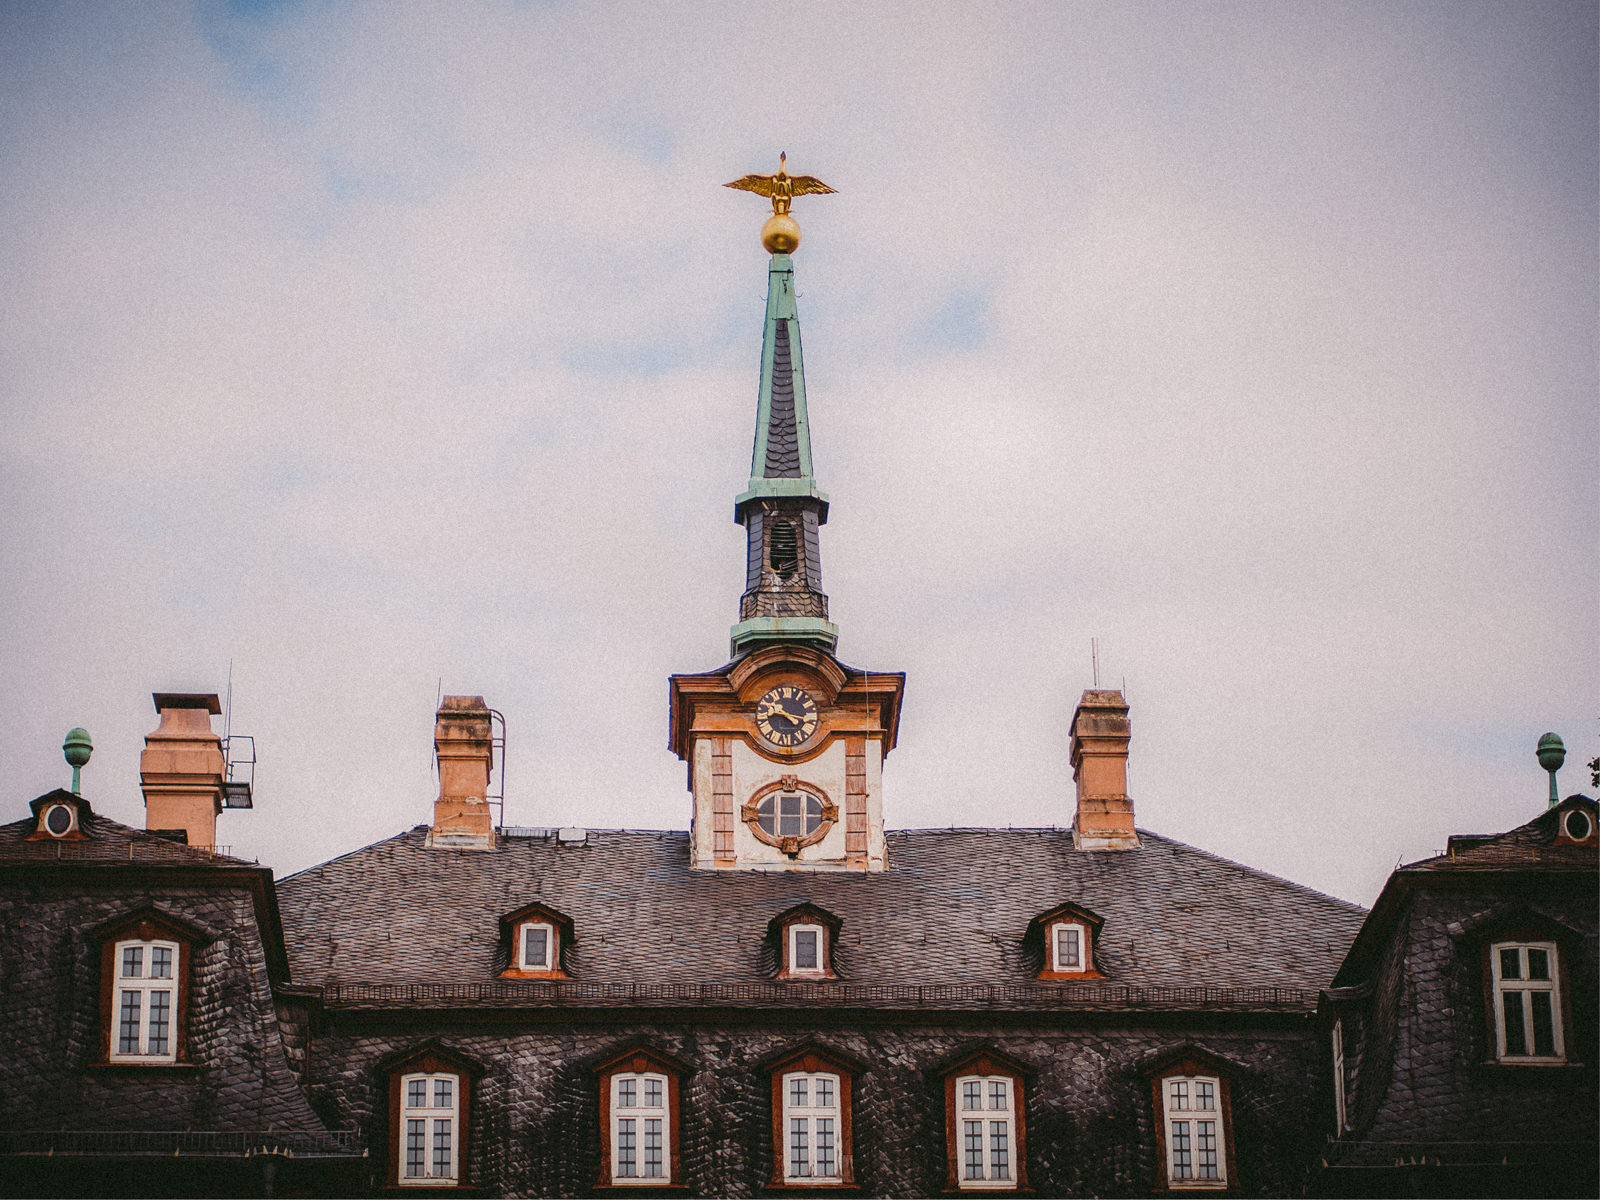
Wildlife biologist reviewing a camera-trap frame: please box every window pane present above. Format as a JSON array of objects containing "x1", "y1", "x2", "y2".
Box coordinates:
[
  {"x1": 433, "y1": 1119, "x2": 451, "y2": 1177},
  {"x1": 790, "y1": 1117, "x2": 810, "y2": 1177},
  {"x1": 758, "y1": 797, "x2": 776, "y2": 836},
  {"x1": 122, "y1": 946, "x2": 143, "y2": 978},
  {"x1": 1169, "y1": 1080, "x2": 1189, "y2": 1111},
  {"x1": 963, "y1": 1080, "x2": 982, "y2": 1110},
  {"x1": 435, "y1": 1078, "x2": 453, "y2": 1108},
  {"x1": 964, "y1": 1121, "x2": 983, "y2": 1178},
  {"x1": 990, "y1": 1120, "x2": 1010, "y2": 1179},
  {"x1": 815, "y1": 1076, "x2": 834, "y2": 1108},
  {"x1": 524, "y1": 926, "x2": 548, "y2": 968},
  {"x1": 1195, "y1": 1080, "x2": 1215, "y2": 1111},
  {"x1": 780, "y1": 802, "x2": 803, "y2": 836},
  {"x1": 1057, "y1": 927, "x2": 1080, "y2": 968},
  {"x1": 150, "y1": 946, "x2": 173, "y2": 979},
  {"x1": 117, "y1": 991, "x2": 141, "y2": 1054},
  {"x1": 1500, "y1": 947, "x2": 1522, "y2": 980},
  {"x1": 790, "y1": 1077, "x2": 808, "y2": 1107},
  {"x1": 1197, "y1": 1120, "x2": 1218, "y2": 1180},
  {"x1": 405, "y1": 1119, "x2": 425, "y2": 1177},
  {"x1": 147, "y1": 990, "x2": 170, "y2": 1055},
  {"x1": 804, "y1": 795, "x2": 822, "y2": 832},
  {"x1": 1171, "y1": 1121, "x2": 1192, "y2": 1179},
  {"x1": 644, "y1": 1118, "x2": 663, "y2": 1178},
  {"x1": 1531, "y1": 991, "x2": 1556, "y2": 1057},
  {"x1": 1527, "y1": 948, "x2": 1550, "y2": 981},
  {"x1": 794, "y1": 930, "x2": 818, "y2": 969},
  {"x1": 990, "y1": 1080, "x2": 1008, "y2": 1110},
  {"x1": 816, "y1": 1118, "x2": 836, "y2": 1177},
  {"x1": 618, "y1": 1078, "x2": 636, "y2": 1108},
  {"x1": 408, "y1": 1079, "x2": 427, "y2": 1108},
  {"x1": 616, "y1": 1118, "x2": 636, "y2": 1177},
  {"x1": 1502, "y1": 992, "x2": 1528, "y2": 1056},
  {"x1": 644, "y1": 1077, "x2": 663, "y2": 1108}
]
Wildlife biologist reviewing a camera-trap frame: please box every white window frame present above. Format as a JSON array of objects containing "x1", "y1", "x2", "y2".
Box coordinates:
[
  {"x1": 399, "y1": 1071, "x2": 460, "y2": 1186},
  {"x1": 611, "y1": 1071, "x2": 670, "y2": 1185},
  {"x1": 40, "y1": 800, "x2": 78, "y2": 838},
  {"x1": 781, "y1": 1070, "x2": 842, "y2": 1182},
  {"x1": 1048, "y1": 921, "x2": 1088, "y2": 973},
  {"x1": 787, "y1": 923, "x2": 827, "y2": 976},
  {"x1": 956, "y1": 1074, "x2": 1016, "y2": 1190},
  {"x1": 1162, "y1": 1074, "x2": 1226, "y2": 1189},
  {"x1": 109, "y1": 938, "x2": 179, "y2": 1063},
  {"x1": 1490, "y1": 941, "x2": 1565, "y2": 1062},
  {"x1": 1331, "y1": 1019, "x2": 1348, "y2": 1134},
  {"x1": 518, "y1": 921, "x2": 556, "y2": 971}
]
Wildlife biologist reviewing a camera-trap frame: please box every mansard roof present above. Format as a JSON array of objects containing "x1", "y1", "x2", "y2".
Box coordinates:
[
  {"x1": 1330, "y1": 794, "x2": 1598, "y2": 990},
  {"x1": 277, "y1": 826, "x2": 1364, "y2": 1012}
]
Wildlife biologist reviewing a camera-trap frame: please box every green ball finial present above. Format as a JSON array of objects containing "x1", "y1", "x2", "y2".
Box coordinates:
[
  {"x1": 63, "y1": 727, "x2": 92, "y2": 795},
  {"x1": 63, "y1": 728, "x2": 93, "y2": 768},
  {"x1": 1536, "y1": 732, "x2": 1564, "y2": 807}
]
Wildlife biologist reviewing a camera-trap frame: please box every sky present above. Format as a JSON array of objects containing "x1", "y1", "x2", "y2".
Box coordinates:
[{"x1": 1, "y1": 0, "x2": 1594, "y2": 909}]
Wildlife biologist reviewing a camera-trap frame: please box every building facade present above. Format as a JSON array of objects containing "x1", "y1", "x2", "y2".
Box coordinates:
[
  {"x1": 1319, "y1": 791, "x2": 1598, "y2": 1197},
  {"x1": 6, "y1": 181, "x2": 1588, "y2": 1197}
]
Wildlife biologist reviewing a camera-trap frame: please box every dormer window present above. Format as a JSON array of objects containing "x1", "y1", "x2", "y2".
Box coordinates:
[
  {"x1": 1028, "y1": 902, "x2": 1103, "y2": 980},
  {"x1": 498, "y1": 902, "x2": 573, "y2": 979},
  {"x1": 770, "y1": 903, "x2": 841, "y2": 981},
  {"x1": 938, "y1": 1048, "x2": 1033, "y2": 1192},
  {"x1": 91, "y1": 907, "x2": 204, "y2": 1067},
  {"x1": 1490, "y1": 941, "x2": 1565, "y2": 1062},
  {"x1": 593, "y1": 1045, "x2": 689, "y2": 1189},
  {"x1": 24, "y1": 788, "x2": 90, "y2": 843}
]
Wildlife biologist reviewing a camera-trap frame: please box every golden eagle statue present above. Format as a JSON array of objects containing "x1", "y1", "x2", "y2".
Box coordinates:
[
  {"x1": 725, "y1": 153, "x2": 836, "y2": 254},
  {"x1": 724, "y1": 152, "x2": 836, "y2": 215}
]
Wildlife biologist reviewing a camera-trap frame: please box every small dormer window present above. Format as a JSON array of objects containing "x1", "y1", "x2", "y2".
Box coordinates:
[
  {"x1": 519, "y1": 922, "x2": 555, "y2": 972},
  {"x1": 26, "y1": 789, "x2": 89, "y2": 843},
  {"x1": 498, "y1": 902, "x2": 572, "y2": 979},
  {"x1": 1030, "y1": 903, "x2": 1102, "y2": 980},
  {"x1": 770, "y1": 903, "x2": 841, "y2": 981}
]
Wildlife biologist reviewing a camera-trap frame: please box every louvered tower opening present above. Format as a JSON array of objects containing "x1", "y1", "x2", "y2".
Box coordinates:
[{"x1": 769, "y1": 520, "x2": 799, "y2": 579}]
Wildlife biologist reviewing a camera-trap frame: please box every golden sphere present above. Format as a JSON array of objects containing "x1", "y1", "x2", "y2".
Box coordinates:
[{"x1": 761, "y1": 213, "x2": 801, "y2": 255}]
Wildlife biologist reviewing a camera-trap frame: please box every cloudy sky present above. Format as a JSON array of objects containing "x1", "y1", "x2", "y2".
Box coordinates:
[{"x1": 2, "y1": 1, "x2": 1594, "y2": 908}]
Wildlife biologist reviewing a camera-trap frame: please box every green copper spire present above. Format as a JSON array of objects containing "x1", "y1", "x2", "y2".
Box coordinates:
[{"x1": 730, "y1": 253, "x2": 838, "y2": 658}]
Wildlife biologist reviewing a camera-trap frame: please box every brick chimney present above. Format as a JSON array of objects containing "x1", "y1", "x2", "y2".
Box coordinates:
[
  {"x1": 140, "y1": 693, "x2": 225, "y2": 848},
  {"x1": 428, "y1": 695, "x2": 495, "y2": 850},
  {"x1": 1070, "y1": 689, "x2": 1138, "y2": 850}
]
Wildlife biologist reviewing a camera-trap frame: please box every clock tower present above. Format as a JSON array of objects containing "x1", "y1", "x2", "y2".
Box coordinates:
[{"x1": 670, "y1": 161, "x2": 904, "y2": 871}]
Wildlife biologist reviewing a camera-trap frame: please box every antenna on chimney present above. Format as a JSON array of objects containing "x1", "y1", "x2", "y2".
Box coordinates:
[
  {"x1": 219, "y1": 661, "x2": 255, "y2": 810},
  {"x1": 1091, "y1": 638, "x2": 1100, "y2": 688}
]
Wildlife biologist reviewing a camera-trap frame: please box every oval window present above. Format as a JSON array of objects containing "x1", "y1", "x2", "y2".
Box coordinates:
[
  {"x1": 1563, "y1": 809, "x2": 1592, "y2": 842},
  {"x1": 44, "y1": 803, "x2": 74, "y2": 837},
  {"x1": 757, "y1": 790, "x2": 823, "y2": 838}
]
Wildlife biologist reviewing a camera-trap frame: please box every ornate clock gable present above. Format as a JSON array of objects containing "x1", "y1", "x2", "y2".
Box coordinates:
[{"x1": 670, "y1": 645, "x2": 903, "y2": 872}]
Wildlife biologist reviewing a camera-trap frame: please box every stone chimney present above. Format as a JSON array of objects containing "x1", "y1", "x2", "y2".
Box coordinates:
[
  {"x1": 1070, "y1": 689, "x2": 1138, "y2": 850},
  {"x1": 428, "y1": 695, "x2": 495, "y2": 849},
  {"x1": 140, "y1": 693, "x2": 226, "y2": 848}
]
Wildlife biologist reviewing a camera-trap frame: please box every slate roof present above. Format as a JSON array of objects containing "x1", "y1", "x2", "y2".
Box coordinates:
[
  {"x1": 762, "y1": 321, "x2": 802, "y2": 477},
  {"x1": 0, "y1": 803, "x2": 257, "y2": 869},
  {"x1": 277, "y1": 826, "x2": 1365, "y2": 1011}
]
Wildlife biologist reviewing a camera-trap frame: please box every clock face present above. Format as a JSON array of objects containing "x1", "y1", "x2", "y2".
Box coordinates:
[{"x1": 755, "y1": 685, "x2": 820, "y2": 749}]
